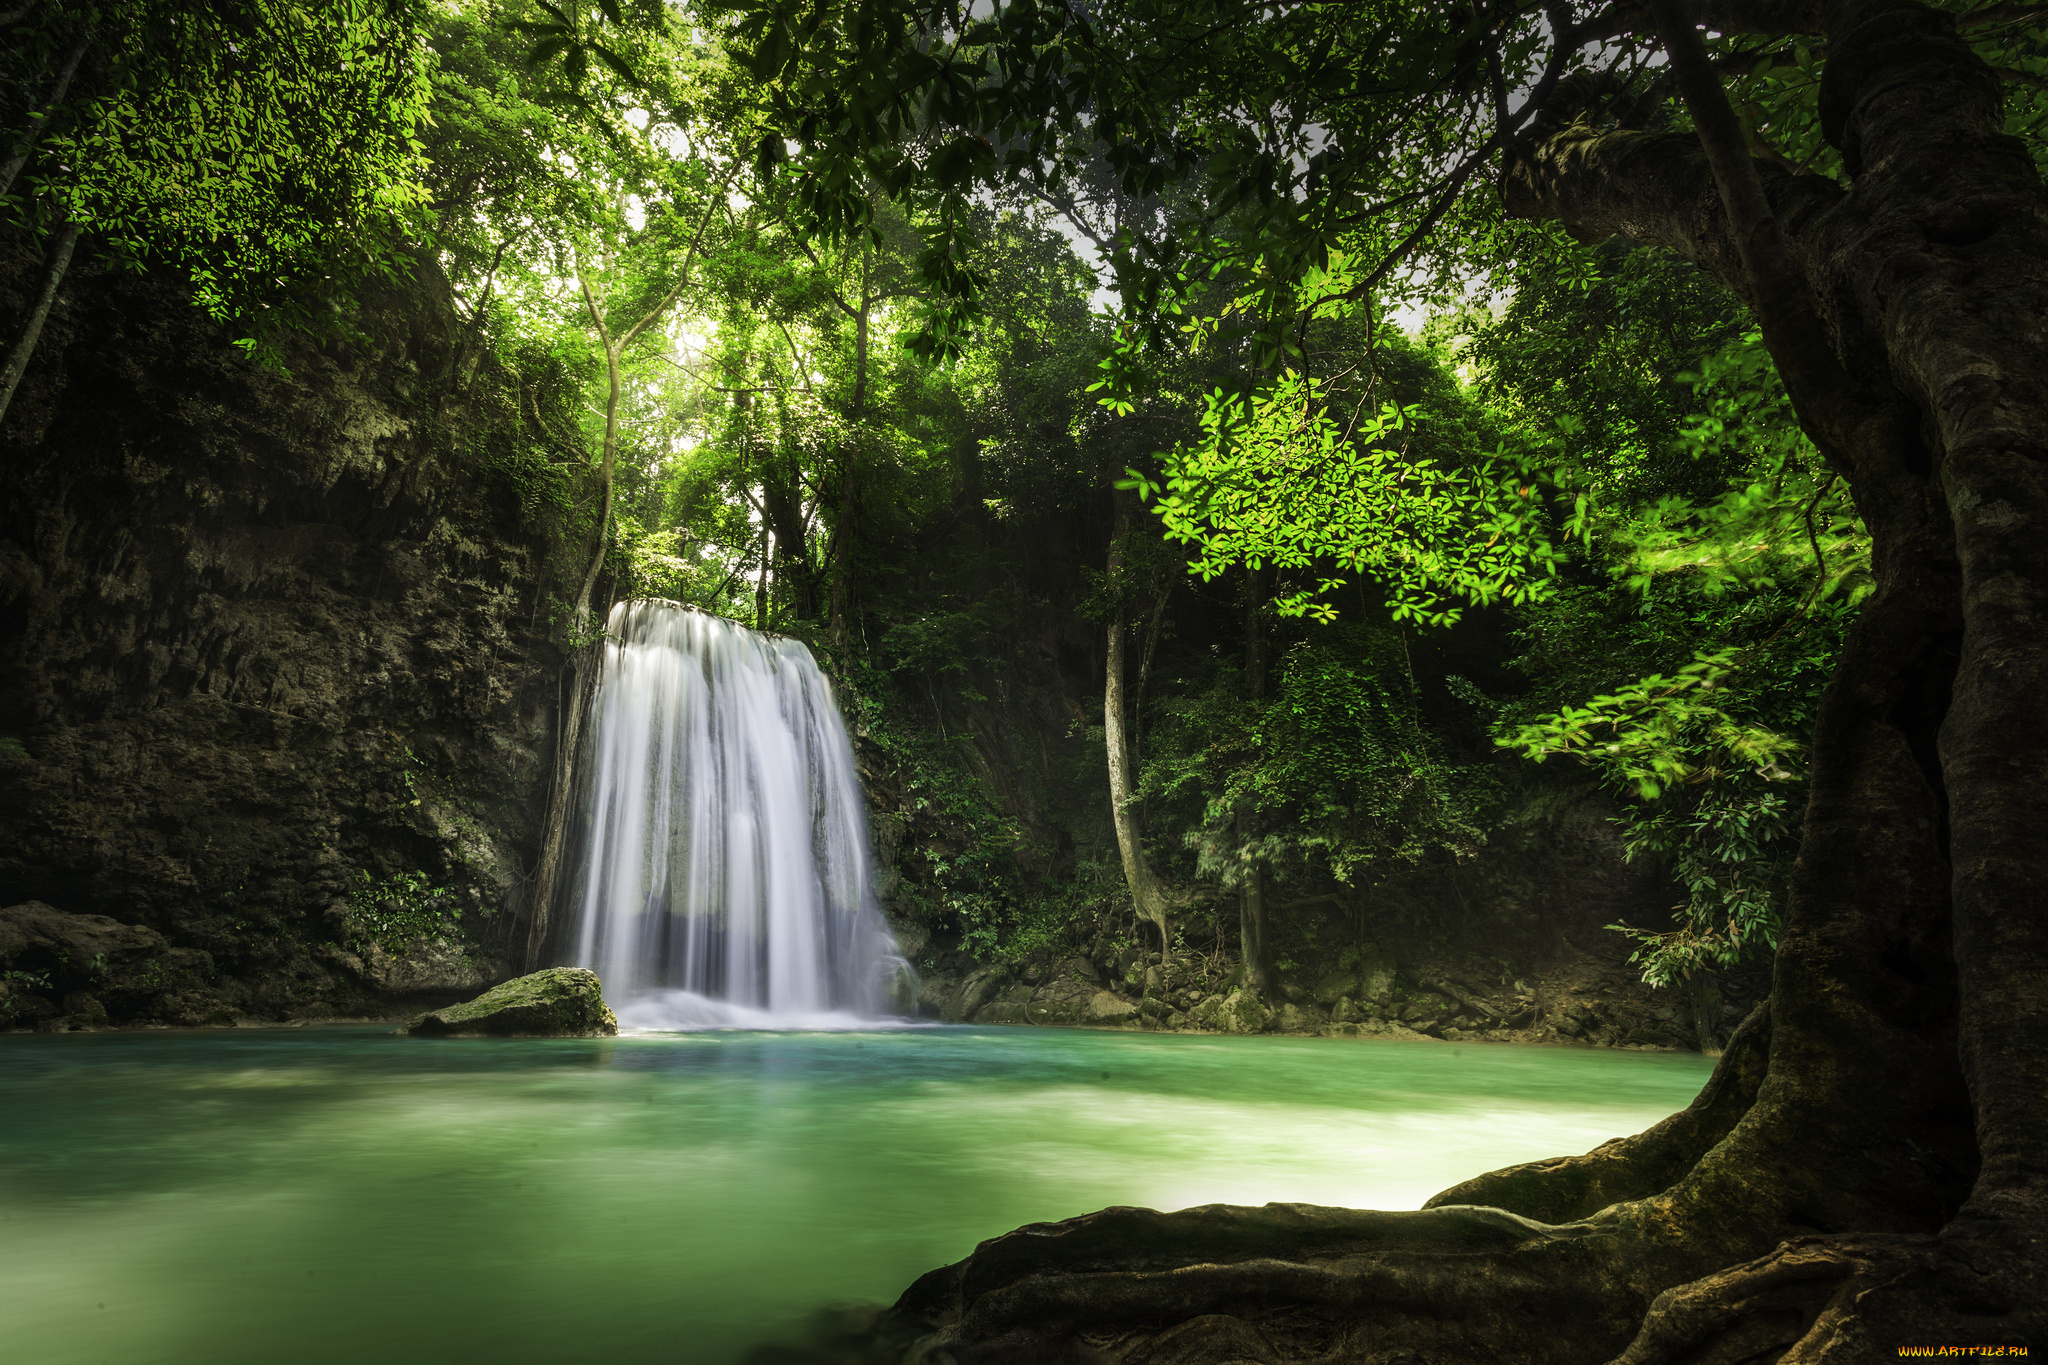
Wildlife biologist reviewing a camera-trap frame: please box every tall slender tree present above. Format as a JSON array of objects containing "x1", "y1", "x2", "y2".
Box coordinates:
[{"x1": 1103, "y1": 490, "x2": 1173, "y2": 984}]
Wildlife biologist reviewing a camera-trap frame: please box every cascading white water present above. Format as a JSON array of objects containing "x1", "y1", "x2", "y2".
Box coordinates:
[{"x1": 567, "y1": 600, "x2": 908, "y2": 1029}]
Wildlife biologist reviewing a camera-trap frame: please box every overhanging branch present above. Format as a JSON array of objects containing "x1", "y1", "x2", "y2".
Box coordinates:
[{"x1": 1650, "y1": 0, "x2": 1865, "y2": 459}]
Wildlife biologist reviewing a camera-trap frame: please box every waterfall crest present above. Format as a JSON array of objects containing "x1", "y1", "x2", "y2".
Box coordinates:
[{"x1": 567, "y1": 600, "x2": 906, "y2": 1028}]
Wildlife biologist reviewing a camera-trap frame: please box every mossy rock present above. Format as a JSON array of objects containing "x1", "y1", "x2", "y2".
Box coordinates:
[
  {"x1": 1220, "y1": 988, "x2": 1274, "y2": 1034},
  {"x1": 407, "y1": 967, "x2": 617, "y2": 1038},
  {"x1": 1309, "y1": 971, "x2": 1359, "y2": 1007}
]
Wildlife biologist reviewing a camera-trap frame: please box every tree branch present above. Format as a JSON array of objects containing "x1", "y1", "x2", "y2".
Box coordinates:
[
  {"x1": 771, "y1": 317, "x2": 816, "y2": 394},
  {"x1": 1648, "y1": 0, "x2": 1864, "y2": 458},
  {"x1": 619, "y1": 156, "x2": 744, "y2": 350},
  {"x1": 0, "y1": 221, "x2": 79, "y2": 428},
  {"x1": 0, "y1": 25, "x2": 94, "y2": 203},
  {"x1": 1956, "y1": 2, "x2": 2048, "y2": 28},
  {"x1": 762, "y1": 195, "x2": 862, "y2": 320}
]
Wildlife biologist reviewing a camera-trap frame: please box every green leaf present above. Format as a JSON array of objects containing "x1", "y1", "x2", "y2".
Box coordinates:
[{"x1": 590, "y1": 43, "x2": 641, "y2": 87}]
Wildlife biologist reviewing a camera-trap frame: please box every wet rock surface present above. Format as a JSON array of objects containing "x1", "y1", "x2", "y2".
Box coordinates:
[{"x1": 407, "y1": 966, "x2": 617, "y2": 1037}]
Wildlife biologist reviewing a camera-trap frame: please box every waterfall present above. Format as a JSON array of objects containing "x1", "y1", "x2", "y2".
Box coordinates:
[{"x1": 566, "y1": 600, "x2": 908, "y2": 1029}]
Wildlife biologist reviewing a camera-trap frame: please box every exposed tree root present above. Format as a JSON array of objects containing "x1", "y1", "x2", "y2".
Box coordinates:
[
  {"x1": 808, "y1": 1202, "x2": 1661, "y2": 1365},
  {"x1": 1614, "y1": 1225, "x2": 2044, "y2": 1363},
  {"x1": 749, "y1": 1207, "x2": 2039, "y2": 1364},
  {"x1": 1424, "y1": 1004, "x2": 1775, "y2": 1225}
]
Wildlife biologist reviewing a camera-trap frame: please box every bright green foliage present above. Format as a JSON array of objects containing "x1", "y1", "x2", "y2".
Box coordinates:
[
  {"x1": 1110, "y1": 265, "x2": 1585, "y2": 631},
  {"x1": 1624, "y1": 331, "x2": 1870, "y2": 605},
  {"x1": 1133, "y1": 374, "x2": 1569, "y2": 626},
  {"x1": 1499, "y1": 645, "x2": 1805, "y2": 983},
  {"x1": 1500, "y1": 651, "x2": 1799, "y2": 804},
  {"x1": 12, "y1": 1, "x2": 436, "y2": 356},
  {"x1": 1088, "y1": 193, "x2": 1868, "y2": 987},
  {"x1": 345, "y1": 870, "x2": 465, "y2": 953},
  {"x1": 1478, "y1": 273, "x2": 1860, "y2": 986}
]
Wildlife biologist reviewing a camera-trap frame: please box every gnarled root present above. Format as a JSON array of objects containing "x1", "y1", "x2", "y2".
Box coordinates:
[
  {"x1": 752, "y1": 1209, "x2": 2039, "y2": 1364},
  {"x1": 1425, "y1": 1003, "x2": 1774, "y2": 1224},
  {"x1": 1611, "y1": 1223, "x2": 2043, "y2": 1363},
  {"x1": 772, "y1": 1201, "x2": 1715, "y2": 1365}
]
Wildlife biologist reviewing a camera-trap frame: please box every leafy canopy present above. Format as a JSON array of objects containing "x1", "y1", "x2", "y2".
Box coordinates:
[{"x1": 9, "y1": 0, "x2": 438, "y2": 357}]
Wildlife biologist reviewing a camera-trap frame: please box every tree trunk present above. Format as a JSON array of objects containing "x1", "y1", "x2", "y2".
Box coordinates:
[
  {"x1": 787, "y1": 3, "x2": 2048, "y2": 1360},
  {"x1": 1683, "y1": 971, "x2": 1721, "y2": 1054},
  {"x1": 830, "y1": 259, "x2": 873, "y2": 650},
  {"x1": 0, "y1": 27, "x2": 92, "y2": 204},
  {"x1": 1238, "y1": 564, "x2": 1275, "y2": 998},
  {"x1": 523, "y1": 653, "x2": 596, "y2": 971},
  {"x1": 572, "y1": 340, "x2": 621, "y2": 624},
  {"x1": 1131, "y1": 583, "x2": 1170, "y2": 773},
  {"x1": 1106, "y1": 491, "x2": 1172, "y2": 975},
  {"x1": 761, "y1": 464, "x2": 813, "y2": 618},
  {"x1": 946, "y1": 431, "x2": 986, "y2": 524},
  {"x1": 0, "y1": 221, "x2": 79, "y2": 428}
]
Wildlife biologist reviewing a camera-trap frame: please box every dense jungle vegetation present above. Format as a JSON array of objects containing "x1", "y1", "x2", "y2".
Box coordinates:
[
  {"x1": 4, "y1": 0, "x2": 2045, "y2": 1357},
  {"x1": 3, "y1": 0, "x2": 1874, "y2": 991}
]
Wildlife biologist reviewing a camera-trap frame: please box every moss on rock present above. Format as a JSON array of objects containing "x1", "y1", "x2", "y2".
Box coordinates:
[{"x1": 407, "y1": 967, "x2": 616, "y2": 1038}]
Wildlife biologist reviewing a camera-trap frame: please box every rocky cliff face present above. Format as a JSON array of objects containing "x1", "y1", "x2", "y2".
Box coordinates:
[{"x1": 0, "y1": 244, "x2": 569, "y2": 1026}]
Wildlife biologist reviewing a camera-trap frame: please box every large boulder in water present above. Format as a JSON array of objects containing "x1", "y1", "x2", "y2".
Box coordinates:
[{"x1": 407, "y1": 967, "x2": 617, "y2": 1038}]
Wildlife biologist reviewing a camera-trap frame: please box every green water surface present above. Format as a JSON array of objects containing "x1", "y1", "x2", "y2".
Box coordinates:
[{"x1": 0, "y1": 1025, "x2": 1713, "y2": 1365}]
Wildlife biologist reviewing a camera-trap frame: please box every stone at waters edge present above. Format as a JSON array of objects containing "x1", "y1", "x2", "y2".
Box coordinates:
[
  {"x1": 1086, "y1": 991, "x2": 1139, "y2": 1023},
  {"x1": 407, "y1": 967, "x2": 618, "y2": 1038},
  {"x1": 1, "y1": 900, "x2": 230, "y2": 1029}
]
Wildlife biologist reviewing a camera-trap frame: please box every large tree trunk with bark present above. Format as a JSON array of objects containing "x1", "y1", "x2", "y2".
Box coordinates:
[
  {"x1": 779, "y1": 3, "x2": 2047, "y2": 1360},
  {"x1": 761, "y1": 463, "x2": 815, "y2": 619}
]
